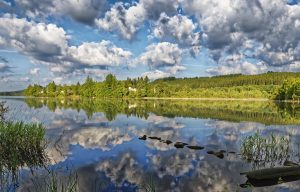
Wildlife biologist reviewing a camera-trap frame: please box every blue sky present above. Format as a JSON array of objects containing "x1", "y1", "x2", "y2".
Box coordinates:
[{"x1": 0, "y1": 0, "x2": 300, "y2": 91}]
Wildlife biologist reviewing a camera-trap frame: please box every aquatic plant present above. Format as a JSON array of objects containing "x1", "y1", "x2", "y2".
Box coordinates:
[
  {"x1": 0, "y1": 121, "x2": 47, "y2": 190},
  {"x1": 0, "y1": 102, "x2": 80, "y2": 191},
  {"x1": 140, "y1": 176, "x2": 156, "y2": 192},
  {"x1": 241, "y1": 132, "x2": 291, "y2": 169},
  {"x1": 0, "y1": 101, "x2": 8, "y2": 122},
  {"x1": 30, "y1": 167, "x2": 79, "y2": 192}
]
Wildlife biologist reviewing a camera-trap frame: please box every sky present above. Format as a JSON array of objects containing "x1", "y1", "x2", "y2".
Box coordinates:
[{"x1": 0, "y1": 0, "x2": 300, "y2": 91}]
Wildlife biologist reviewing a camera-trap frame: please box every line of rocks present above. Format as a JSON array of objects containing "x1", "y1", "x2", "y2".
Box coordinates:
[{"x1": 138, "y1": 135, "x2": 228, "y2": 159}]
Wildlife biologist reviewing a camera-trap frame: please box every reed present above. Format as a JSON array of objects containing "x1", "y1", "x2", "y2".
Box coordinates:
[
  {"x1": 140, "y1": 176, "x2": 156, "y2": 192},
  {"x1": 30, "y1": 167, "x2": 79, "y2": 192},
  {"x1": 241, "y1": 132, "x2": 291, "y2": 169},
  {"x1": 0, "y1": 120, "x2": 47, "y2": 190}
]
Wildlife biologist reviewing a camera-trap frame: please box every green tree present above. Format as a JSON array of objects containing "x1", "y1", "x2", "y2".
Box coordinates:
[
  {"x1": 46, "y1": 81, "x2": 57, "y2": 97},
  {"x1": 81, "y1": 76, "x2": 95, "y2": 97}
]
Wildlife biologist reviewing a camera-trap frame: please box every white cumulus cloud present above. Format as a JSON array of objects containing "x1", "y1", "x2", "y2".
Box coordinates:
[
  {"x1": 0, "y1": 15, "x2": 133, "y2": 76},
  {"x1": 137, "y1": 42, "x2": 183, "y2": 68},
  {"x1": 152, "y1": 13, "x2": 200, "y2": 55},
  {"x1": 15, "y1": 0, "x2": 108, "y2": 24},
  {"x1": 95, "y1": 2, "x2": 146, "y2": 40},
  {"x1": 29, "y1": 68, "x2": 40, "y2": 75}
]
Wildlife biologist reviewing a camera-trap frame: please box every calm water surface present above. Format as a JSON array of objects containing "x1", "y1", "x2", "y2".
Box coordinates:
[{"x1": 1, "y1": 97, "x2": 300, "y2": 192}]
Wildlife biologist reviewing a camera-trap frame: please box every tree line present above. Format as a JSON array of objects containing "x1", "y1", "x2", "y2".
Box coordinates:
[
  {"x1": 24, "y1": 72, "x2": 300, "y2": 100},
  {"x1": 24, "y1": 74, "x2": 151, "y2": 98}
]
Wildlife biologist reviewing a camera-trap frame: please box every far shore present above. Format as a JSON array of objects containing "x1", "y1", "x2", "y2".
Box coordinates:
[{"x1": 2, "y1": 95, "x2": 300, "y2": 103}]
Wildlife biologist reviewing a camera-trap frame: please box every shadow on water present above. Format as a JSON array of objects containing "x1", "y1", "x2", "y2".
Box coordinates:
[{"x1": 24, "y1": 98, "x2": 300, "y2": 125}]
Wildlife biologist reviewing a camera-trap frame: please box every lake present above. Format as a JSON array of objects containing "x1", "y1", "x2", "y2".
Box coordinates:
[{"x1": 1, "y1": 97, "x2": 300, "y2": 191}]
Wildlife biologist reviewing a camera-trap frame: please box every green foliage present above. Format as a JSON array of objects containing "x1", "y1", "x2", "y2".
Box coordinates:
[
  {"x1": 0, "y1": 121, "x2": 46, "y2": 171},
  {"x1": 275, "y1": 78, "x2": 300, "y2": 101},
  {"x1": 24, "y1": 72, "x2": 300, "y2": 100},
  {"x1": 24, "y1": 84, "x2": 44, "y2": 97},
  {"x1": 80, "y1": 76, "x2": 95, "y2": 97},
  {"x1": 0, "y1": 121, "x2": 47, "y2": 191},
  {"x1": 46, "y1": 81, "x2": 57, "y2": 97},
  {"x1": 153, "y1": 72, "x2": 300, "y2": 88}
]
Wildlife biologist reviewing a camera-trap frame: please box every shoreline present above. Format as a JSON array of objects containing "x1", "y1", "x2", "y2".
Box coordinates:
[
  {"x1": 1, "y1": 95, "x2": 299, "y2": 103},
  {"x1": 141, "y1": 97, "x2": 270, "y2": 101}
]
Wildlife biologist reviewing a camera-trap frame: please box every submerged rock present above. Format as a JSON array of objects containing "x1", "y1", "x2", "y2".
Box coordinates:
[
  {"x1": 207, "y1": 150, "x2": 224, "y2": 159},
  {"x1": 240, "y1": 166, "x2": 300, "y2": 187},
  {"x1": 174, "y1": 142, "x2": 188, "y2": 148},
  {"x1": 241, "y1": 166, "x2": 300, "y2": 180},
  {"x1": 187, "y1": 145, "x2": 204, "y2": 150},
  {"x1": 139, "y1": 135, "x2": 147, "y2": 140},
  {"x1": 284, "y1": 160, "x2": 299, "y2": 167},
  {"x1": 164, "y1": 140, "x2": 172, "y2": 145}
]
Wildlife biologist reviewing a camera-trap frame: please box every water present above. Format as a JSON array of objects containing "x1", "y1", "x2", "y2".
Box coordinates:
[{"x1": 1, "y1": 97, "x2": 300, "y2": 191}]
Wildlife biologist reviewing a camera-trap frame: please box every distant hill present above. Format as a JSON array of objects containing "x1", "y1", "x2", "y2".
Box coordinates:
[
  {"x1": 0, "y1": 90, "x2": 24, "y2": 96},
  {"x1": 152, "y1": 72, "x2": 300, "y2": 88}
]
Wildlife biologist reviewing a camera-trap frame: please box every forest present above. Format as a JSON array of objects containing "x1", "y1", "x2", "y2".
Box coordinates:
[{"x1": 23, "y1": 72, "x2": 300, "y2": 100}]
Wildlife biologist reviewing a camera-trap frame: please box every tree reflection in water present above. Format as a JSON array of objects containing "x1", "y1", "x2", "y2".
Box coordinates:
[{"x1": 25, "y1": 98, "x2": 300, "y2": 125}]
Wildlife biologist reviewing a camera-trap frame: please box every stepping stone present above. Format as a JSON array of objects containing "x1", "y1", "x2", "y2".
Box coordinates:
[
  {"x1": 149, "y1": 136, "x2": 161, "y2": 140},
  {"x1": 207, "y1": 150, "x2": 224, "y2": 159},
  {"x1": 174, "y1": 142, "x2": 188, "y2": 148},
  {"x1": 187, "y1": 145, "x2": 204, "y2": 150},
  {"x1": 284, "y1": 160, "x2": 299, "y2": 167},
  {"x1": 138, "y1": 135, "x2": 147, "y2": 140}
]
